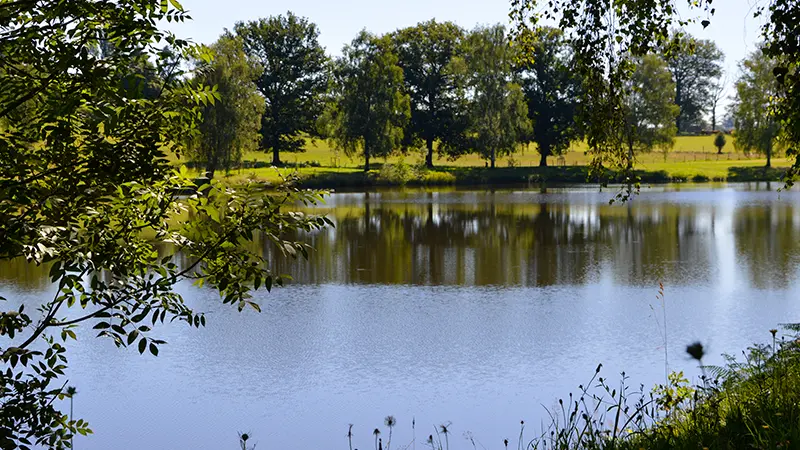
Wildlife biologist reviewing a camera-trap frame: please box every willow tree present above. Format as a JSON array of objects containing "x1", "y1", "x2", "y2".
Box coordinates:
[{"x1": 191, "y1": 35, "x2": 264, "y2": 178}]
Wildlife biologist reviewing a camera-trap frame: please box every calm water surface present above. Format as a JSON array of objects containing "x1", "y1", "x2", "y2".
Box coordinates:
[{"x1": 3, "y1": 184, "x2": 800, "y2": 449}]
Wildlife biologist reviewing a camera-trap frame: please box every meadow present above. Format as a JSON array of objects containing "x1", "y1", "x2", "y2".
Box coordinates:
[{"x1": 190, "y1": 134, "x2": 791, "y2": 187}]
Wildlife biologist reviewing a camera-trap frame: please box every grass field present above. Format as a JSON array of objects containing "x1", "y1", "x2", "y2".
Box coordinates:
[{"x1": 189, "y1": 135, "x2": 792, "y2": 186}]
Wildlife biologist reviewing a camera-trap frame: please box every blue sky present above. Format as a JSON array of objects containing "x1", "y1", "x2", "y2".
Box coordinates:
[{"x1": 166, "y1": 0, "x2": 765, "y2": 104}]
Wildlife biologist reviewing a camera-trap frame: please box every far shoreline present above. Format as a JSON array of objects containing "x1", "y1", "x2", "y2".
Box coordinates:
[{"x1": 208, "y1": 164, "x2": 791, "y2": 191}]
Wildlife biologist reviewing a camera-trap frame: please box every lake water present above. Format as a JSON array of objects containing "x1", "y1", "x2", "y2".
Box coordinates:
[{"x1": 3, "y1": 184, "x2": 800, "y2": 450}]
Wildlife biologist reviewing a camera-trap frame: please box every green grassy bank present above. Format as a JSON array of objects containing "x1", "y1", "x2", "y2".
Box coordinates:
[
  {"x1": 183, "y1": 135, "x2": 793, "y2": 188},
  {"x1": 199, "y1": 160, "x2": 790, "y2": 189}
]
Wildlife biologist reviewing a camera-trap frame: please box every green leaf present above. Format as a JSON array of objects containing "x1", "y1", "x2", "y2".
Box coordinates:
[
  {"x1": 138, "y1": 337, "x2": 147, "y2": 354},
  {"x1": 127, "y1": 329, "x2": 139, "y2": 346},
  {"x1": 48, "y1": 262, "x2": 63, "y2": 281},
  {"x1": 131, "y1": 309, "x2": 149, "y2": 323},
  {"x1": 207, "y1": 207, "x2": 220, "y2": 223},
  {"x1": 149, "y1": 343, "x2": 159, "y2": 356}
]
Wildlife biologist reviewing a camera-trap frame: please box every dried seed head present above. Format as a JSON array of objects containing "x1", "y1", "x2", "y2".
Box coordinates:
[{"x1": 686, "y1": 341, "x2": 705, "y2": 361}]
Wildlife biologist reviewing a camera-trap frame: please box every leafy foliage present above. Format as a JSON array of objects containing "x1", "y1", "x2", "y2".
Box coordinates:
[
  {"x1": 760, "y1": 0, "x2": 800, "y2": 185},
  {"x1": 732, "y1": 48, "x2": 781, "y2": 168},
  {"x1": 510, "y1": 0, "x2": 799, "y2": 191},
  {"x1": 323, "y1": 31, "x2": 410, "y2": 172},
  {"x1": 234, "y1": 12, "x2": 329, "y2": 166},
  {"x1": 622, "y1": 55, "x2": 679, "y2": 161},
  {"x1": 392, "y1": 20, "x2": 467, "y2": 168},
  {"x1": 0, "y1": 1, "x2": 329, "y2": 447},
  {"x1": 516, "y1": 27, "x2": 582, "y2": 167},
  {"x1": 462, "y1": 25, "x2": 531, "y2": 169},
  {"x1": 509, "y1": 0, "x2": 713, "y2": 201},
  {"x1": 714, "y1": 133, "x2": 726, "y2": 154},
  {"x1": 665, "y1": 35, "x2": 724, "y2": 133},
  {"x1": 190, "y1": 35, "x2": 264, "y2": 178}
]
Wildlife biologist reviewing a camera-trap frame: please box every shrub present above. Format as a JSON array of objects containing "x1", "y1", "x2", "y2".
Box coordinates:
[
  {"x1": 379, "y1": 158, "x2": 414, "y2": 185},
  {"x1": 412, "y1": 158, "x2": 429, "y2": 177},
  {"x1": 714, "y1": 133, "x2": 727, "y2": 154},
  {"x1": 422, "y1": 171, "x2": 456, "y2": 185}
]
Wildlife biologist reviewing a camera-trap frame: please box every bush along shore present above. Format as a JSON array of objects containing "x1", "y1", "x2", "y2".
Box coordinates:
[
  {"x1": 206, "y1": 160, "x2": 792, "y2": 190},
  {"x1": 307, "y1": 325, "x2": 800, "y2": 450}
]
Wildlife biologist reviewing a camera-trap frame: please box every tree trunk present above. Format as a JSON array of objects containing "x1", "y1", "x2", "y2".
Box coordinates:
[
  {"x1": 539, "y1": 148, "x2": 548, "y2": 167},
  {"x1": 426, "y1": 137, "x2": 434, "y2": 168},
  {"x1": 490, "y1": 149, "x2": 495, "y2": 169},
  {"x1": 766, "y1": 143, "x2": 772, "y2": 168},
  {"x1": 364, "y1": 146, "x2": 370, "y2": 172},
  {"x1": 675, "y1": 78, "x2": 682, "y2": 133},
  {"x1": 272, "y1": 145, "x2": 281, "y2": 166},
  {"x1": 206, "y1": 151, "x2": 218, "y2": 180},
  {"x1": 711, "y1": 106, "x2": 717, "y2": 132},
  {"x1": 627, "y1": 142, "x2": 634, "y2": 170}
]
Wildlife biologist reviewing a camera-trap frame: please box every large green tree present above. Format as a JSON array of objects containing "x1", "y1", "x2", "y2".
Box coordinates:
[
  {"x1": 392, "y1": 20, "x2": 467, "y2": 168},
  {"x1": 0, "y1": 1, "x2": 328, "y2": 447},
  {"x1": 463, "y1": 25, "x2": 531, "y2": 169},
  {"x1": 234, "y1": 12, "x2": 328, "y2": 166},
  {"x1": 622, "y1": 55, "x2": 680, "y2": 163},
  {"x1": 517, "y1": 27, "x2": 582, "y2": 167},
  {"x1": 665, "y1": 35, "x2": 723, "y2": 133},
  {"x1": 325, "y1": 31, "x2": 410, "y2": 172},
  {"x1": 732, "y1": 48, "x2": 780, "y2": 168},
  {"x1": 511, "y1": 3, "x2": 649, "y2": 197},
  {"x1": 510, "y1": 0, "x2": 800, "y2": 190},
  {"x1": 191, "y1": 35, "x2": 265, "y2": 178}
]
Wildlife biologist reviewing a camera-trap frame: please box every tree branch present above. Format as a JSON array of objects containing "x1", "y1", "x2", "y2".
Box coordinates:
[
  {"x1": 18, "y1": 277, "x2": 71, "y2": 349},
  {"x1": 48, "y1": 303, "x2": 115, "y2": 327}
]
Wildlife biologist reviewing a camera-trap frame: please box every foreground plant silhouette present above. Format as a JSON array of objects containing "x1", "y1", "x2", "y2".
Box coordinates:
[{"x1": 357, "y1": 325, "x2": 800, "y2": 450}]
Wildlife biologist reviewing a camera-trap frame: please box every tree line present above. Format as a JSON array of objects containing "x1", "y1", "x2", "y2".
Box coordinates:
[{"x1": 188, "y1": 12, "x2": 778, "y2": 175}]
